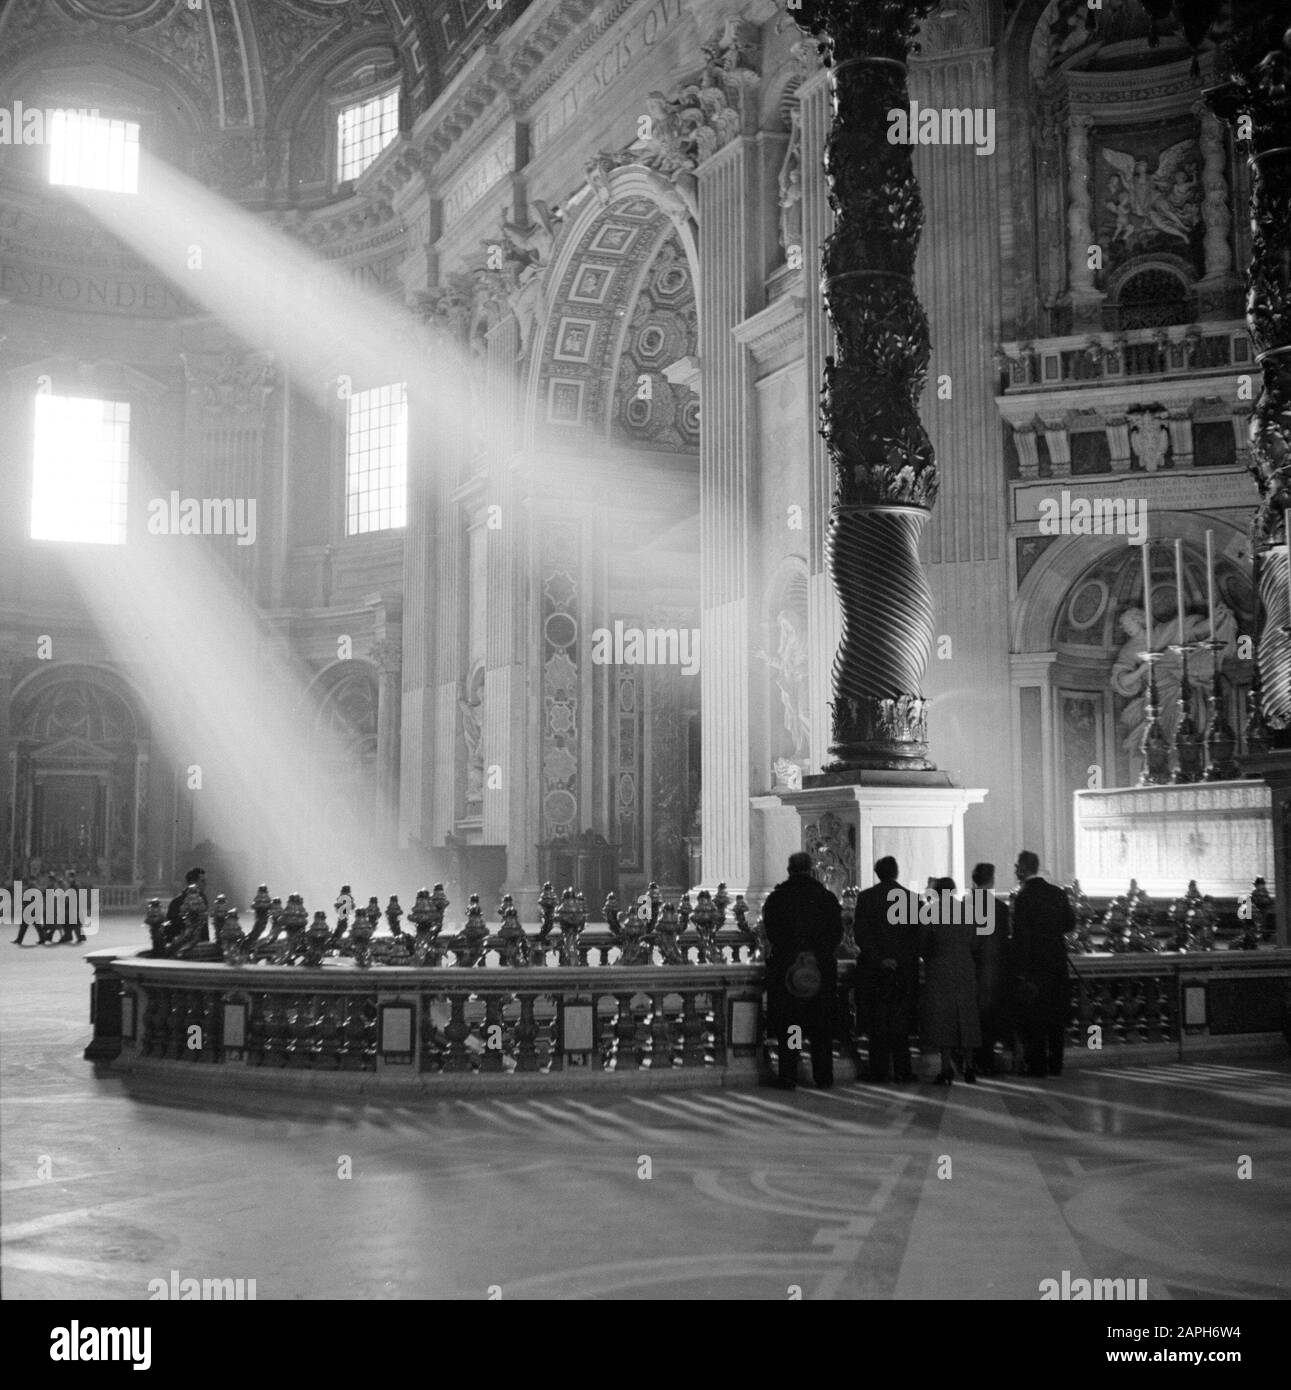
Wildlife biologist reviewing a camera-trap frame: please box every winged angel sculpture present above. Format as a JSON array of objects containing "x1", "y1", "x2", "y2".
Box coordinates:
[{"x1": 1101, "y1": 139, "x2": 1201, "y2": 248}]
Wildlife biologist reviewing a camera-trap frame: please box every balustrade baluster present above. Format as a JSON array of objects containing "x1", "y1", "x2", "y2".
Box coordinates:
[
  {"x1": 649, "y1": 991, "x2": 672, "y2": 1068},
  {"x1": 596, "y1": 995, "x2": 618, "y2": 1070},
  {"x1": 317, "y1": 998, "x2": 342, "y2": 1068},
  {"x1": 679, "y1": 992, "x2": 706, "y2": 1069},
  {"x1": 614, "y1": 992, "x2": 637, "y2": 1071},
  {"x1": 443, "y1": 996, "x2": 471, "y2": 1072},
  {"x1": 514, "y1": 994, "x2": 539, "y2": 1072},
  {"x1": 481, "y1": 994, "x2": 507, "y2": 1073}
]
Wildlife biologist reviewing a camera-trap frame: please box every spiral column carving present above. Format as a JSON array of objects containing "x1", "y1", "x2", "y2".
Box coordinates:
[
  {"x1": 1208, "y1": 19, "x2": 1291, "y2": 736},
  {"x1": 792, "y1": 1, "x2": 940, "y2": 771}
]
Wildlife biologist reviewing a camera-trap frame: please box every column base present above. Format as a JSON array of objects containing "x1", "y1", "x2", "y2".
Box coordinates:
[{"x1": 759, "y1": 778, "x2": 987, "y2": 895}]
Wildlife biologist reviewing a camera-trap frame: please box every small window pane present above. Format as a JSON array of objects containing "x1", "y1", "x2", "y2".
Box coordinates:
[
  {"x1": 345, "y1": 383, "x2": 407, "y2": 535},
  {"x1": 336, "y1": 88, "x2": 399, "y2": 183}
]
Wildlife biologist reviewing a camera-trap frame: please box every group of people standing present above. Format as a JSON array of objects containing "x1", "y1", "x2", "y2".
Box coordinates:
[
  {"x1": 761, "y1": 849, "x2": 1074, "y2": 1088},
  {"x1": 10, "y1": 869, "x2": 89, "y2": 946}
]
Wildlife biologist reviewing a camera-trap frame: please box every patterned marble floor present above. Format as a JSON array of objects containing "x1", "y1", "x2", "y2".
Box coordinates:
[{"x1": 3, "y1": 914, "x2": 1289, "y2": 1300}]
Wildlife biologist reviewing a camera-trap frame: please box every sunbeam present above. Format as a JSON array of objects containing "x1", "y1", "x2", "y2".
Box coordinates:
[{"x1": 40, "y1": 154, "x2": 493, "y2": 911}]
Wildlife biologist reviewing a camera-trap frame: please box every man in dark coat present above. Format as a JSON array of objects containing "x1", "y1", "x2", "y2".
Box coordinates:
[
  {"x1": 1010, "y1": 850, "x2": 1073, "y2": 1077},
  {"x1": 761, "y1": 851, "x2": 843, "y2": 1089},
  {"x1": 164, "y1": 866, "x2": 208, "y2": 948},
  {"x1": 968, "y1": 863, "x2": 1011, "y2": 1075},
  {"x1": 855, "y1": 856, "x2": 921, "y2": 1082}
]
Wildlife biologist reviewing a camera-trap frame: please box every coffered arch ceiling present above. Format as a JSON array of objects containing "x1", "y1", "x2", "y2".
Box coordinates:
[{"x1": 527, "y1": 178, "x2": 699, "y2": 457}]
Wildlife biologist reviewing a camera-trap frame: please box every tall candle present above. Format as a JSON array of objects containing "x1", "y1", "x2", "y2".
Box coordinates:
[
  {"x1": 1175, "y1": 539, "x2": 1186, "y2": 645},
  {"x1": 1142, "y1": 539, "x2": 1153, "y2": 652},
  {"x1": 1205, "y1": 530, "x2": 1216, "y2": 643}
]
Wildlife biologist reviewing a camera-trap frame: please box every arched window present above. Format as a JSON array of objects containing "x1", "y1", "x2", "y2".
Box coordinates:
[{"x1": 1113, "y1": 267, "x2": 1191, "y2": 330}]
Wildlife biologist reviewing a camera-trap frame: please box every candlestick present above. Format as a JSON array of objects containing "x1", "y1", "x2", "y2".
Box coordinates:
[
  {"x1": 1205, "y1": 530, "x2": 1216, "y2": 644},
  {"x1": 1202, "y1": 639, "x2": 1238, "y2": 781},
  {"x1": 1137, "y1": 652, "x2": 1171, "y2": 786},
  {"x1": 1174, "y1": 538, "x2": 1186, "y2": 644},
  {"x1": 1169, "y1": 642, "x2": 1203, "y2": 783},
  {"x1": 1141, "y1": 539, "x2": 1153, "y2": 652}
]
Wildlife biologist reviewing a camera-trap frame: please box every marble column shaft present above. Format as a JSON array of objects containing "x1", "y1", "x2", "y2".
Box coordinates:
[
  {"x1": 1198, "y1": 104, "x2": 1234, "y2": 282},
  {"x1": 1066, "y1": 113, "x2": 1097, "y2": 302}
]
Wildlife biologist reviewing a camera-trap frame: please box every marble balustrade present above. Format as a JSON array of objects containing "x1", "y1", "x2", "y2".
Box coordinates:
[{"x1": 83, "y1": 948, "x2": 1291, "y2": 1088}]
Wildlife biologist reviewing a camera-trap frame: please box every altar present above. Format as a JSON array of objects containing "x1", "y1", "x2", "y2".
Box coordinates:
[{"x1": 1073, "y1": 780, "x2": 1273, "y2": 899}]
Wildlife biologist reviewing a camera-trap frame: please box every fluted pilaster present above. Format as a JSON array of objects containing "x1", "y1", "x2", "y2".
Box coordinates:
[
  {"x1": 796, "y1": 51, "x2": 841, "y2": 776},
  {"x1": 699, "y1": 136, "x2": 759, "y2": 885}
]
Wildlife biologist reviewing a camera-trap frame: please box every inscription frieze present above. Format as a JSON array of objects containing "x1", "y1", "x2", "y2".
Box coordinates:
[
  {"x1": 1012, "y1": 467, "x2": 1253, "y2": 525},
  {"x1": 0, "y1": 260, "x2": 187, "y2": 316},
  {"x1": 529, "y1": 0, "x2": 686, "y2": 156}
]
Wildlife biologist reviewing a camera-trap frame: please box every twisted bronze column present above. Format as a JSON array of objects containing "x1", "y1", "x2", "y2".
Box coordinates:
[
  {"x1": 793, "y1": 1, "x2": 940, "y2": 772},
  {"x1": 1208, "y1": 17, "x2": 1291, "y2": 736}
]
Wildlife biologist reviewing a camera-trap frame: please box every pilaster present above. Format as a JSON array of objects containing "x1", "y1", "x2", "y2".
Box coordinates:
[
  {"x1": 797, "y1": 56, "x2": 840, "y2": 777},
  {"x1": 698, "y1": 134, "x2": 760, "y2": 888}
]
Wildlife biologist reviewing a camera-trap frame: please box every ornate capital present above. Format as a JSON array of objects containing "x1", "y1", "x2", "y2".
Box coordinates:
[
  {"x1": 915, "y1": 0, "x2": 988, "y2": 58},
  {"x1": 584, "y1": 21, "x2": 762, "y2": 219},
  {"x1": 182, "y1": 351, "x2": 276, "y2": 418},
  {"x1": 792, "y1": 0, "x2": 939, "y2": 64},
  {"x1": 369, "y1": 639, "x2": 402, "y2": 675}
]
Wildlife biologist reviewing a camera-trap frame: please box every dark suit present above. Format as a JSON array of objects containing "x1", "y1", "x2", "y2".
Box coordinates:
[
  {"x1": 165, "y1": 886, "x2": 209, "y2": 947},
  {"x1": 855, "y1": 880, "x2": 921, "y2": 1081},
  {"x1": 1010, "y1": 876, "x2": 1073, "y2": 1076},
  {"x1": 970, "y1": 895, "x2": 1010, "y2": 1073},
  {"x1": 762, "y1": 873, "x2": 843, "y2": 1087}
]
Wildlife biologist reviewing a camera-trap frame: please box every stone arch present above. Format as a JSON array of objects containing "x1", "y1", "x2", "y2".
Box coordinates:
[
  {"x1": 1012, "y1": 512, "x2": 1249, "y2": 653},
  {"x1": 523, "y1": 165, "x2": 699, "y2": 452},
  {"x1": 1014, "y1": 516, "x2": 1254, "y2": 793},
  {"x1": 1107, "y1": 259, "x2": 1195, "y2": 328},
  {"x1": 270, "y1": 32, "x2": 402, "y2": 198},
  {"x1": 306, "y1": 659, "x2": 379, "y2": 849},
  {"x1": 8, "y1": 663, "x2": 150, "y2": 883},
  {"x1": 11, "y1": 663, "x2": 146, "y2": 742},
  {"x1": 0, "y1": 42, "x2": 211, "y2": 178}
]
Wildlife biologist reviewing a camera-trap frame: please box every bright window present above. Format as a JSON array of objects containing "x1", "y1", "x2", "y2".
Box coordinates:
[
  {"x1": 30, "y1": 394, "x2": 130, "y2": 545},
  {"x1": 345, "y1": 383, "x2": 407, "y2": 535},
  {"x1": 336, "y1": 88, "x2": 399, "y2": 183},
  {"x1": 48, "y1": 111, "x2": 140, "y2": 194}
]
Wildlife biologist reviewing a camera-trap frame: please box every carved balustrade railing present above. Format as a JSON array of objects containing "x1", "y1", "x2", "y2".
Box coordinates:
[
  {"x1": 92, "y1": 956, "x2": 763, "y2": 1082},
  {"x1": 996, "y1": 321, "x2": 1250, "y2": 393},
  {"x1": 85, "y1": 947, "x2": 1289, "y2": 1083}
]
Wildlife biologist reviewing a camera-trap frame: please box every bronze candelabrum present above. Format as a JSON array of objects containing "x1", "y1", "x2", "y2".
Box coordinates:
[
  {"x1": 1202, "y1": 640, "x2": 1239, "y2": 779},
  {"x1": 1169, "y1": 643, "x2": 1205, "y2": 783},
  {"x1": 1138, "y1": 652, "x2": 1172, "y2": 786}
]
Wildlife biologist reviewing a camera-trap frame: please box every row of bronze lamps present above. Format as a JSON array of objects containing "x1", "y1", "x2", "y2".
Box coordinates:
[
  {"x1": 147, "y1": 880, "x2": 768, "y2": 969},
  {"x1": 145, "y1": 872, "x2": 1272, "y2": 969}
]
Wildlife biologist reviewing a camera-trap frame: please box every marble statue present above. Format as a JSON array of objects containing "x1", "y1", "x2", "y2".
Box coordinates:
[{"x1": 756, "y1": 609, "x2": 810, "y2": 763}]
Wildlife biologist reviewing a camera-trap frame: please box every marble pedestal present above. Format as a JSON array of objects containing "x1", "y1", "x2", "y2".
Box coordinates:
[
  {"x1": 751, "y1": 774, "x2": 987, "y2": 899},
  {"x1": 1073, "y1": 780, "x2": 1273, "y2": 903}
]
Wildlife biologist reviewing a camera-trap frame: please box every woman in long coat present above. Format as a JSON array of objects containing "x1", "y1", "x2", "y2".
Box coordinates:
[{"x1": 919, "y1": 877, "x2": 981, "y2": 1085}]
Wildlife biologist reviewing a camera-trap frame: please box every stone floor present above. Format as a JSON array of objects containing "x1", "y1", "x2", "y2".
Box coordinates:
[{"x1": 3, "y1": 913, "x2": 1289, "y2": 1300}]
